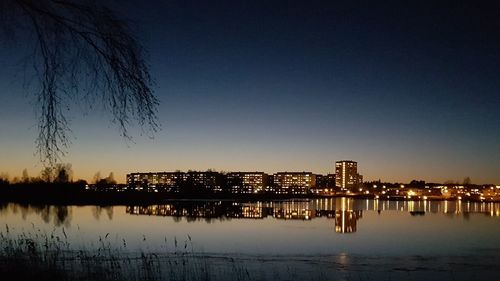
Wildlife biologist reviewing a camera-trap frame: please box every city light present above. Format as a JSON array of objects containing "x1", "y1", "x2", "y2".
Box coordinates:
[{"x1": 116, "y1": 160, "x2": 500, "y2": 202}]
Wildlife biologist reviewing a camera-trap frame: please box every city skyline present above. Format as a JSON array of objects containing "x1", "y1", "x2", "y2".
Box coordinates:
[
  {"x1": 1, "y1": 1, "x2": 499, "y2": 184},
  {"x1": 1, "y1": 158, "x2": 499, "y2": 185}
]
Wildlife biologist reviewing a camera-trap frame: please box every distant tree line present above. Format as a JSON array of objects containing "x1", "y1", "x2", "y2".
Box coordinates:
[{"x1": 0, "y1": 165, "x2": 118, "y2": 188}]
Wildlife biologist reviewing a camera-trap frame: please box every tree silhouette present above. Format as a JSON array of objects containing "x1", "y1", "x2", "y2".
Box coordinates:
[
  {"x1": 21, "y1": 168, "x2": 29, "y2": 183},
  {"x1": 54, "y1": 163, "x2": 72, "y2": 183},
  {"x1": 92, "y1": 171, "x2": 102, "y2": 184},
  {"x1": 0, "y1": 0, "x2": 159, "y2": 165},
  {"x1": 462, "y1": 176, "x2": 471, "y2": 186},
  {"x1": 0, "y1": 173, "x2": 9, "y2": 186},
  {"x1": 39, "y1": 163, "x2": 72, "y2": 183},
  {"x1": 106, "y1": 172, "x2": 116, "y2": 184},
  {"x1": 40, "y1": 166, "x2": 53, "y2": 182}
]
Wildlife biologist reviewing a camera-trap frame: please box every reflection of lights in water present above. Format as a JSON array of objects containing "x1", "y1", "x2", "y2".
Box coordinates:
[
  {"x1": 337, "y1": 253, "x2": 349, "y2": 266},
  {"x1": 335, "y1": 210, "x2": 362, "y2": 233},
  {"x1": 408, "y1": 201, "x2": 414, "y2": 212},
  {"x1": 338, "y1": 197, "x2": 354, "y2": 212},
  {"x1": 122, "y1": 199, "x2": 500, "y2": 225}
]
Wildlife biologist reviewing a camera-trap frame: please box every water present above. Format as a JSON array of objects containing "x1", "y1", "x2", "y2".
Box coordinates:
[{"x1": 1, "y1": 198, "x2": 500, "y2": 280}]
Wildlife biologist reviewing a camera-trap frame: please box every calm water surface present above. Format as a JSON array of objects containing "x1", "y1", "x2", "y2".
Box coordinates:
[{"x1": 1, "y1": 198, "x2": 499, "y2": 257}]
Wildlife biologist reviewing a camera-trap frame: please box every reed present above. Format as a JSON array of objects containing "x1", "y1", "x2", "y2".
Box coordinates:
[{"x1": 0, "y1": 224, "x2": 261, "y2": 281}]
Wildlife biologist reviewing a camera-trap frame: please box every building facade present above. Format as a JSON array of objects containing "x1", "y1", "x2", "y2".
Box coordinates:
[
  {"x1": 126, "y1": 171, "x2": 224, "y2": 193},
  {"x1": 272, "y1": 172, "x2": 316, "y2": 194},
  {"x1": 226, "y1": 172, "x2": 269, "y2": 194},
  {"x1": 335, "y1": 160, "x2": 362, "y2": 190},
  {"x1": 126, "y1": 172, "x2": 183, "y2": 192}
]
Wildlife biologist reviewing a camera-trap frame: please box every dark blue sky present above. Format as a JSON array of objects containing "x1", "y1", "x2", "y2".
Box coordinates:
[{"x1": 1, "y1": 0, "x2": 499, "y2": 183}]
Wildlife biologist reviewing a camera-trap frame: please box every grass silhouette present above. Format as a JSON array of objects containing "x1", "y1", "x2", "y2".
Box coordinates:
[{"x1": 0, "y1": 224, "x2": 258, "y2": 281}]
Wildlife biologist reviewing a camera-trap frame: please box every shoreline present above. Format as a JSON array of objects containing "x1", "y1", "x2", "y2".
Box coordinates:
[{"x1": 1, "y1": 188, "x2": 499, "y2": 205}]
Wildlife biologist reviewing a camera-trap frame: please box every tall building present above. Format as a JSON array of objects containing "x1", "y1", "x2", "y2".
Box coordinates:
[{"x1": 335, "y1": 160, "x2": 362, "y2": 190}]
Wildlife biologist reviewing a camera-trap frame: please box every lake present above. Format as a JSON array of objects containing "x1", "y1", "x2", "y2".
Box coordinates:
[{"x1": 1, "y1": 198, "x2": 499, "y2": 280}]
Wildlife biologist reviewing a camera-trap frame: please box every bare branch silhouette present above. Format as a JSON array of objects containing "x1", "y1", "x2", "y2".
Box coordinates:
[{"x1": 1, "y1": 0, "x2": 159, "y2": 165}]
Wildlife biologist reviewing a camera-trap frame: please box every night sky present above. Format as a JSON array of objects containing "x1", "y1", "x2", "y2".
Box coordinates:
[{"x1": 1, "y1": 0, "x2": 499, "y2": 183}]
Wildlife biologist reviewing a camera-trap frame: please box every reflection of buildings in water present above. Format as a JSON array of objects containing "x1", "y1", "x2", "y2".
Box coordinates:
[
  {"x1": 315, "y1": 210, "x2": 336, "y2": 218},
  {"x1": 334, "y1": 198, "x2": 500, "y2": 217},
  {"x1": 273, "y1": 208, "x2": 314, "y2": 220},
  {"x1": 126, "y1": 203, "x2": 229, "y2": 219},
  {"x1": 272, "y1": 200, "x2": 315, "y2": 220},
  {"x1": 126, "y1": 201, "x2": 320, "y2": 221},
  {"x1": 125, "y1": 202, "x2": 273, "y2": 220},
  {"x1": 335, "y1": 210, "x2": 362, "y2": 233},
  {"x1": 127, "y1": 205, "x2": 177, "y2": 216},
  {"x1": 241, "y1": 205, "x2": 263, "y2": 218},
  {"x1": 239, "y1": 205, "x2": 275, "y2": 219},
  {"x1": 124, "y1": 200, "x2": 500, "y2": 224}
]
